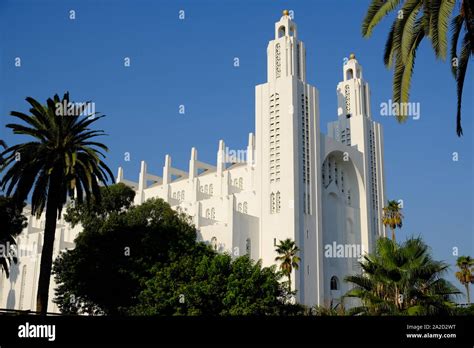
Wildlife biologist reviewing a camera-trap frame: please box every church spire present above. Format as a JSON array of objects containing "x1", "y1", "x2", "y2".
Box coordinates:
[
  {"x1": 337, "y1": 53, "x2": 371, "y2": 119},
  {"x1": 274, "y1": 10, "x2": 297, "y2": 39},
  {"x1": 267, "y1": 11, "x2": 306, "y2": 82}
]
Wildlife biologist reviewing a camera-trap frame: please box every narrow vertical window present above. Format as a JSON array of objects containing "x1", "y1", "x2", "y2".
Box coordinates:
[{"x1": 246, "y1": 238, "x2": 251, "y2": 255}]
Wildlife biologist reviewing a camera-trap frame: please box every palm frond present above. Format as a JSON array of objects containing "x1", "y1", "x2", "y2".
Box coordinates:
[
  {"x1": 454, "y1": 32, "x2": 471, "y2": 136},
  {"x1": 362, "y1": 0, "x2": 403, "y2": 37},
  {"x1": 430, "y1": 0, "x2": 456, "y2": 59}
]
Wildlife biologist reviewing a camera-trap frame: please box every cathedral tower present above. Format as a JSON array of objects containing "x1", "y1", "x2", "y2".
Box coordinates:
[
  {"x1": 255, "y1": 10, "x2": 323, "y2": 305},
  {"x1": 328, "y1": 54, "x2": 386, "y2": 246}
]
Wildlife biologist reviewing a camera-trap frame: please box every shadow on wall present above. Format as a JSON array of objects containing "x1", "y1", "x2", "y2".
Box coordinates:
[{"x1": 6, "y1": 261, "x2": 20, "y2": 309}]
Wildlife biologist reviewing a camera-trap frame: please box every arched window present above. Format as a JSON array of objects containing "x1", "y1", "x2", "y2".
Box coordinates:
[
  {"x1": 209, "y1": 184, "x2": 213, "y2": 195},
  {"x1": 200, "y1": 185, "x2": 203, "y2": 192},
  {"x1": 238, "y1": 203, "x2": 243, "y2": 212},
  {"x1": 173, "y1": 192, "x2": 177, "y2": 199},
  {"x1": 234, "y1": 178, "x2": 238, "y2": 187},
  {"x1": 211, "y1": 208, "x2": 215, "y2": 220},
  {"x1": 278, "y1": 25, "x2": 286, "y2": 38},
  {"x1": 181, "y1": 190, "x2": 185, "y2": 200},
  {"x1": 177, "y1": 191, "x2": 181, "y2": 200},
  {"x1": 246, "y1": 238, "x2": 251, "y2": 255},
  {"x1": 238, "y1": 177, "x2": 243, "y2": 189},
  {"x1": 330, "y1": 276, "x2": 339, "y2": 291},
  {"x1": 206, "y1": 209, "x2": 210, "y2": 219},
  {"x1": 243, "y1": 202, "x2": 248, "y2": 214},
  {"x1": 211, "y1": 237, "x2": 218, "y2": 251},
  {"x1": 204, "y1": 185, "x2": 208, "y2": 194},
  {"x1": 346, "y1": 68, "x2": 353, "y2": 80}
]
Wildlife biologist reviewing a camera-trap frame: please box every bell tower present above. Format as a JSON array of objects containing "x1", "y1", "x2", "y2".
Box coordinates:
[
  {"x1": 328, "y1": 54, "x2": 386, "y2": 247},
  {"x1": 255, "y1": 10, "x2": 323, "y2": 306},
  {"x1": 267, "y1": 10, "x2": 306, "y2": 83}
]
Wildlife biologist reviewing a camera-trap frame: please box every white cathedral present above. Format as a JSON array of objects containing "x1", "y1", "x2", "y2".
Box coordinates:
[{"x1": 0, "y1": 11, "x2": 386, "y2": 312}]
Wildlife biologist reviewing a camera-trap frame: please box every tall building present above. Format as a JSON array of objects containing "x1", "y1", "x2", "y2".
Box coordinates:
[{"x1": 0, "y1": 11, "x2": 386, "y2": 312}]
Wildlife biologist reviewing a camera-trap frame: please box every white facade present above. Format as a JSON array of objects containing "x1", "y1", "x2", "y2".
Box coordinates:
[{"x1": 0, "y1": 12, "x2": 386, "y2": 312}]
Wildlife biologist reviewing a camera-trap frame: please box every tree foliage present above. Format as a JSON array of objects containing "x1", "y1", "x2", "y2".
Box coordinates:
[
  {"x1": 130, "y1": 252, "x2": 304, "y2": 316},
  {"x1": 382, "y1": 200, "x2": 404, "y2": 241},
  {"x1": 344, "y1": 237, "x2": 460, "y2": 315},
  {"x1": 274, "y1": 239, "x2": 301, "y2": 292},
  {"x1": 0, "y1": 93, "x2": 114, "y2": 314},
  {"x1": 54, "y1": 185, "x2": 304, "y2": 316},
  {"x1": 455, "y1": 255, "x2": 474, "y2": 303},
  {"x1": 53, "y1": 193, "x2": 197, "y2": 315},
  {"x1": 362, "y1": 0, "x2": 473, "y2": 136}
]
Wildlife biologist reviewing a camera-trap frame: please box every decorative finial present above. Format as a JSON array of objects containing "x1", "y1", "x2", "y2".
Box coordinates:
[
  {"x1": 283, "y1": 10, "x2": 289, "y2": 17},
  {"x1": 349, "y1": 53, "x2": 356, "y2": 60}
]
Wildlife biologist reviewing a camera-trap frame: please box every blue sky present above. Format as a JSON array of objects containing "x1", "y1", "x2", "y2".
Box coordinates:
[{"x1": 1, "y1": 0, "x2": 473, "y2": 300}]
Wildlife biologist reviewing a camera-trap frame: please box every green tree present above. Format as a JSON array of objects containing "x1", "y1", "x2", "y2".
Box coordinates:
[
  {"x1": 311, "y1": 303, "x2": 347, "y2": 316},
  {"x1": 382, "y1": 200, "x2": 404, "y2": 242},
  {"x1": 53, "y1": 196, "x2": 198, "y2": 315},
  {"x1": 0, "y1": 93, "x2": 114, "y2": 314},
  {"x1": 55, "y1": 187, "x2": 304, "y2": 316},
  {"x1": 0, "y1": 196, "x2": 27, "y2": 277},
  {"x1": 362, "y1": 0, "x2": 473, "y2": 136},
  {"x1": 275, "y1": 238, "x2": 301, "y2": 292},
  {"x1": 131, "y1": 252, "x2": 304, "y2": 316},
  {"x1": 344, "y1": 237, "x2": 460, "y2": 315},
  {"x1": 64, "y1": 182, "x2": 135, "y2": 230},
  {"x1": 455, "y1": 255, "x2": 474, "y2": 303}
]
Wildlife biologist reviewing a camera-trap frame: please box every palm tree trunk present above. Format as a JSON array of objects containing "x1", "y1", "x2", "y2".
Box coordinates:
[
  {"x1": 391, "y1": 228, "x2": 395, "y2": 242},
  {"x1": 36, "y1": 175, "x2": 60, "y2": 315},
  {"x1": 466, "y1": 283, "x2": 471, "y2": 304},
  {"x1": 288, "y1": 273, "x2": 291, "y2": 293}
]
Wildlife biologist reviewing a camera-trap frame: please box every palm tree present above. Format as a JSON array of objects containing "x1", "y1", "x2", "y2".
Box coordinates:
[
  {"x1": 344, "y1": 237, "x2": 460, "y2": 315},
  {"x1": 382, "y1": 200, "x2": 404, "y2": 242},
  {"x1": 455, "y1": 255, "x2": 474, "y2": 303},
  {"x1": 0, "y1": 93, "x2": 114, "y2": 314},
  {"x1": 275, "y1": 238, "x2": 301, "y2": 293},
  {"x1": 362, "y1": 0, "x2": 473, "y2": 136},
  {"x1": 0, "y1": 139, "x2": 6, "y2": 168}
]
